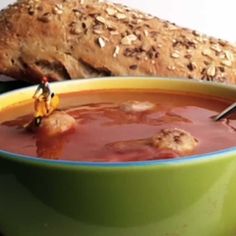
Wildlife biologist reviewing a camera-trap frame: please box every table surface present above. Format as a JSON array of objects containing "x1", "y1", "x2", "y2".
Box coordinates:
[{"x1": 1, "y1": 0, "x2": 236, "y2": 43}]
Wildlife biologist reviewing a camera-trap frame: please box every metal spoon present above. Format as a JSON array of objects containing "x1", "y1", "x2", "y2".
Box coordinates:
[{"x1": 214, "y1": 102, "x2": 236, "y2": 121}]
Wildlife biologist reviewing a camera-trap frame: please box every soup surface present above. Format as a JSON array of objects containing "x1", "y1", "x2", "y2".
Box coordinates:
[{"x1": 0, "y1": 89, "x2": 236, "y2": 162}]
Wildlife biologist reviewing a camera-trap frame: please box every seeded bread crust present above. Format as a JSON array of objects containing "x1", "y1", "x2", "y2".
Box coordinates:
[{"x1": 0, "y1": 0, "x2": 236, "y2": 83}]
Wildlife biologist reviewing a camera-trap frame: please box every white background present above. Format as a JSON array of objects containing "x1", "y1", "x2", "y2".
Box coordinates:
[{"x1": 0, "y1": 0, "x2": 236, "y2": 42}]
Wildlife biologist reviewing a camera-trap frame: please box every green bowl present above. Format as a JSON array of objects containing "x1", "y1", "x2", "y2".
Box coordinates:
[{"x1": 1, "y1": 77, "x2": 236, "y2": 236}]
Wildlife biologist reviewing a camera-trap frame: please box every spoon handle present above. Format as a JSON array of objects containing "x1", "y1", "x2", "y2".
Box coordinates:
[{"x1": 214, "y1": 102, "x2": 236, "y2": 121}]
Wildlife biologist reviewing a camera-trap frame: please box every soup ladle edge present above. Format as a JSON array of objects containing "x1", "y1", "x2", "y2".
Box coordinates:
[{"x1": 214, "y1": 102, "x2": 236, "y2": 121}]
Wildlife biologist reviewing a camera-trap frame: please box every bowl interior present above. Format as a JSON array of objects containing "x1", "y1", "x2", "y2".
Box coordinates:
[{"x1": 1, "y1": 76, "x2": 236, "y2": 166}]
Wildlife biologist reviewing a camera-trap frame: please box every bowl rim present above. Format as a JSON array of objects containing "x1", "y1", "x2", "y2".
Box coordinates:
[
  {"x1": 1, "y1": 76, "x2": 236, "y2": 168},
  {"x1": 0, "y1": 148, "x2": 236, "y2": 168}
]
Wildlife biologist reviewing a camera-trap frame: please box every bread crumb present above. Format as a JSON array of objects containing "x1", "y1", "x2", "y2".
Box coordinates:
[
  {"x1": 98, "y1": 37, "x2": 106, "y2": 48},
  {"x1": 113, "y1": 46, "x2": 120, "y2": 58},
  {"x1": 221, "y1": 60, "x2": 232, "y2": 67},
  {"x1": 171, "y1": 51, "x2": 180, "y2": 59},
  {"x1": 115, "y1": 13, "x2": 127, "y2": 20},
  {"x1": 206, "y1": 65, "x2": 216, "y2": 77},
  {"x1": 96, "y1": 16, "x2": 106, "y2": 24},
  {"x1": 121, "y1": 34, "x2": 137, "y2": 45},
  {"x1": 106, "y1": 7, "x2": 117, "y2": 16}
]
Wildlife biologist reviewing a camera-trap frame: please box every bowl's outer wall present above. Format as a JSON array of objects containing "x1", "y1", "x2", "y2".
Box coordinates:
[
  {"x1": 1, "y1": 77, "x2": 236, "y2": 236},
  {"x1": 1, "y1": 155, "x2": 236, "y2": 236}
]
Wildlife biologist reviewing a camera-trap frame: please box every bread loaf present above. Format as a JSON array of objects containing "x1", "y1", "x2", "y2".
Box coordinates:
[{"x1": 0, "y1": 0, "x2": 236, "y2": 84}]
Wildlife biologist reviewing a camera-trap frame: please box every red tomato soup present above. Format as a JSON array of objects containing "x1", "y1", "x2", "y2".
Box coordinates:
[{"x1": 0, "y1": 89, "x2": 236, "y2": 162}]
